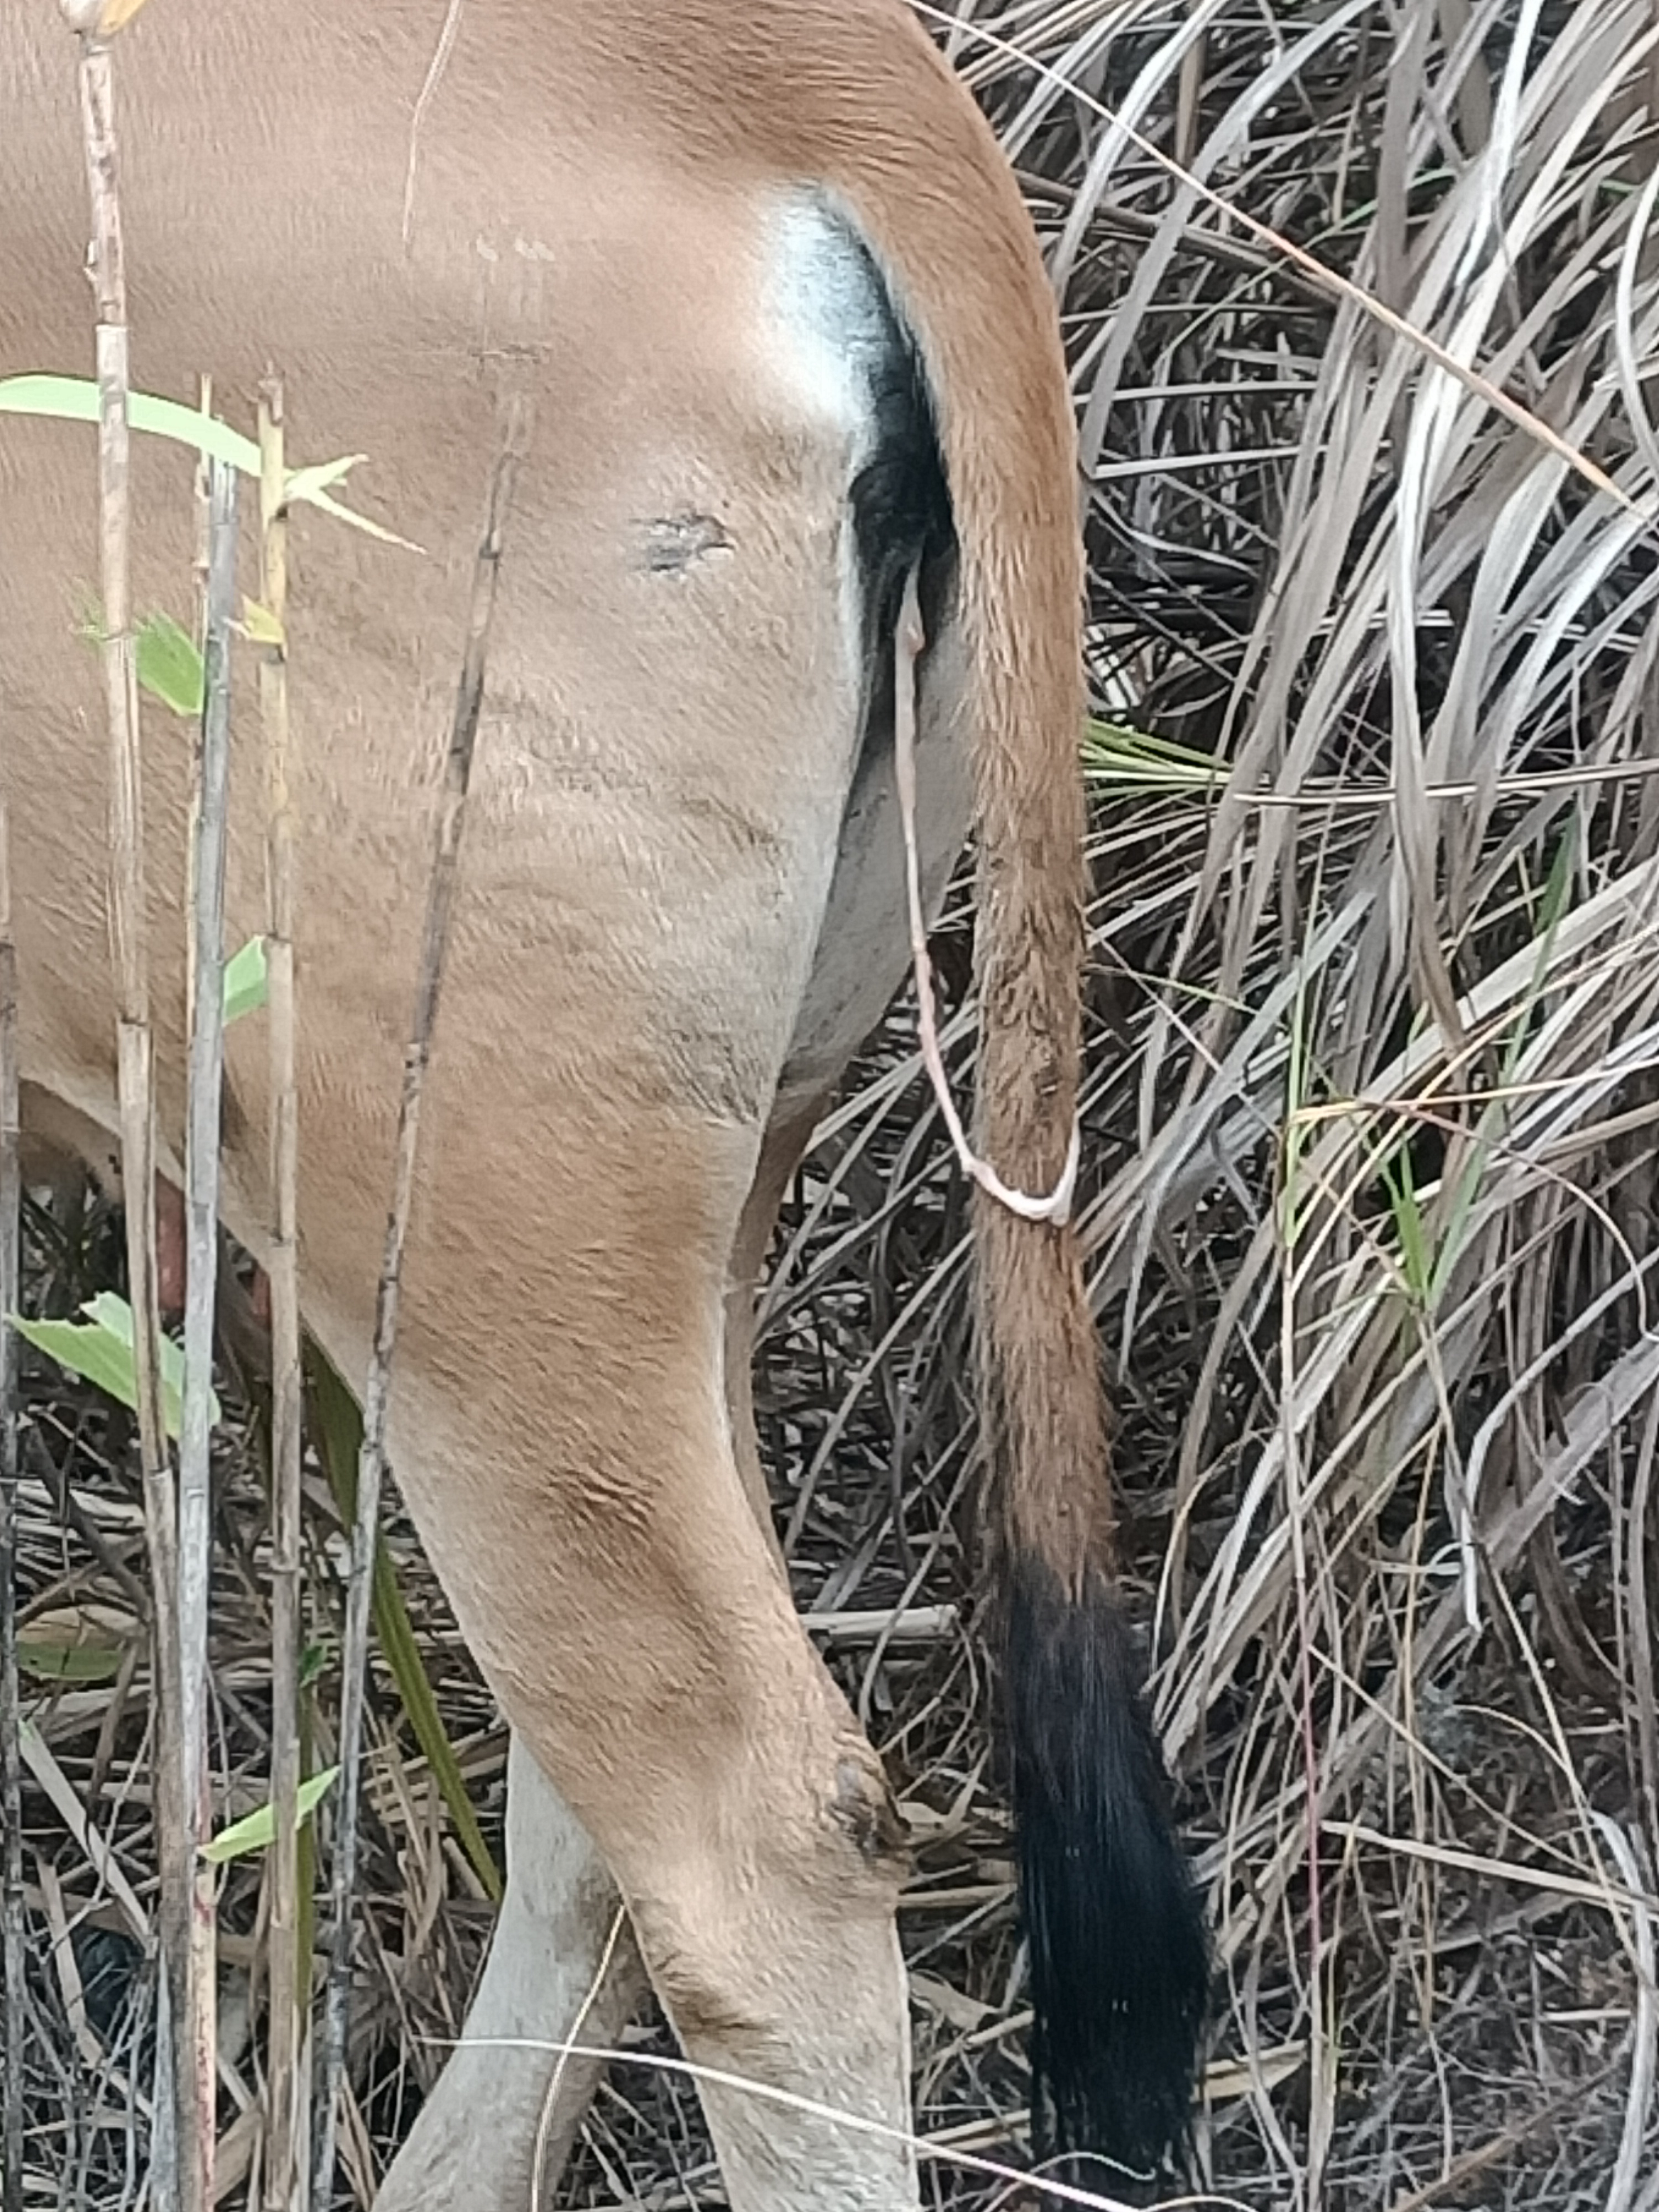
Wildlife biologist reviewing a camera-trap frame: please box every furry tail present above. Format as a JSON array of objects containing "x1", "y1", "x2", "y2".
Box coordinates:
[
  {"x1": 832, "y1": 45, "x2": 1209, "y2": 2185},
  {"x1": 896, "y1": 128, "x2": 1212, "y2": 2179},
  {"x1": 954, "y1": 284, "x2": 1212, "y2": 2166},
  {"x1": 812, "y1": 2, "x2": 1211, "y2": 2168},
  {"x1": 1005, "y1": 1557, "x2": 1209, "y2": 2161},
  {"x1": 972, "y1": 992, "x2": 1210, "y2": 2167}
]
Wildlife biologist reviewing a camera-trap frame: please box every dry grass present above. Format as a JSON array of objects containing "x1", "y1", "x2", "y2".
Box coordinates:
[{"x1": 10, "y1": 1, "x2": 1659, "y2": 2206}]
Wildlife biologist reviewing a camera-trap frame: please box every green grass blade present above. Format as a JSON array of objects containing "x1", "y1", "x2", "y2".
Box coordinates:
[{"x1": 304, "y1": 1342, "x2": 501, "y2": 1900}]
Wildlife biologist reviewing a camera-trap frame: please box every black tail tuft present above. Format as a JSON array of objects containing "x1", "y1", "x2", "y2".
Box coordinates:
[{"x1": 1005, "y1": 1554, "x2": 1209, "y2": 2174}]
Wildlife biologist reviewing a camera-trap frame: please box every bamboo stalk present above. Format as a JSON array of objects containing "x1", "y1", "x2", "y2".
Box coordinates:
[
  {"x1": 59, "y1": 8, "x2": 193, "y2": 2204},
  {"x1": 258, "y1": 378, "x2": 307, "y2": 2212},
  {"x1": 180, "y1": 455, "x2": 238, "y2": 2212},
  {"x1": 311, "y1": 410, "x2": 525, "y2": 2206},
  {"x1": 1, "y1": 788, "x2": 25, "y2": 2212}
]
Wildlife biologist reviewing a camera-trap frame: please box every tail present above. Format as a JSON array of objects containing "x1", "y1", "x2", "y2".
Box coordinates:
[
  {"x1": 960, "y1": 411, "x2": 1210, "y2": 2164},
  {"x1": 813, "y1": 14, "x2": 1212, "y2": 2169},
  {"x1": 951, "y1": 309, "x2": 1211, "y2": 2172}
]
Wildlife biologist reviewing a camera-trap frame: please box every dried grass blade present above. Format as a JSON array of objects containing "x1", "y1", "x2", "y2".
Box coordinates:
[
  {"x1": 918, "y1": 0, "x2": 1640, "y2": 507},
  {"x1": 180, "y1": 455, "x2": 238, "y2": 2212},
  {"x1": 16, "y1": 1717, "x2": 147, "y2": 1943},
  {"x1": 311, "y1": 408, "x2": 526, "y2": 2204},
  {"x1": 0, "y1": 768, "x2": 22, "y2": 2212},
  {"x1": 1596, "y1": 1814, "x2": 1658, "y2": 2212}
]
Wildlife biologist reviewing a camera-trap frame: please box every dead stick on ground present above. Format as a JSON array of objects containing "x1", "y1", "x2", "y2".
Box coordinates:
[
  {"x1": 60, "y1": 6, "x2": 195, "y2": 2205},
  {"x1": 0, "y1": 792, "x2": 24, "y2": 2212},
  {"x1": 181, "y1": 455, "x2": 238, "y2": 2212},
  {"x1": 257, "y1": 377, "x2": 309, "y2": 2212},
  {"x1": 311, "y1": 404, "x2": 527, "y2": 2205}
]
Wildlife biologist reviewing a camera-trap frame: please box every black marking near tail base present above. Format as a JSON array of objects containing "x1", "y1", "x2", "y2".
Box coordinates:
[
  {"x1": 847, "y1": 295, "x2": 953, "y2": 659},
  {"x1": 1005, "y1": 1557, "x2": 1209, "y2": 2174}
]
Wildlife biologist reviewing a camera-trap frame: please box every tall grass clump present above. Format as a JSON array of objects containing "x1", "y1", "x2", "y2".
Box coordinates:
[
  {"x1": 759, "y1": 3, "x2": 1659, "y2": 2201},
  {"x1": 844, "y1": 2, "x2": 1659, "y2": 2199}
]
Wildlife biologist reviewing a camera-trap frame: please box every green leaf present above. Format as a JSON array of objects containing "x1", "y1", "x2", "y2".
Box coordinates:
[
  {"x1": 1081, "y1": 717, "x2": 1225, "y2": 795},
  {"x1": 81, "y1": 605, "x2": 204, "y2": 718},
  {"x1": 135, "y1": 612, "x2": 204, "y2": 719},
  {"x1": 305, "y1": 1343, "x2": 503, "y2": 1900},
  {"x1": 13, "y1": 1291, "x2": 221, "y2": 1438},
  {"x1": 1380, "y1": 1141, "x2": 1432, "y2": 1310},
  {"x1": 13, "y1": 1307, "x2": 163, "y2": 1431},
  {"x1": 200, "y1": 1766, "x2": 338, "y2": 1864},
  {"x1": 223, "y1": 936, "x2": 269, "y2": 1025},
  {"x1": 19, "y1": 1643, "x2": 124, "y2": 1683},
  {"x1": 17, "y1": 1605, "x2": 133, "y2": 1686},
  {"x1": 0, "y1": 374, "x2": 261, "y2": 473},
  {"x1": 18, "y1": 1625, "x2": 126, "y2": 1683},
  {"x1": 84, "y1": 1290, "x2": 211, "y2": 1432},
  {"x1": 0, "y1": 375, "x2": 419, "y2": 550}
]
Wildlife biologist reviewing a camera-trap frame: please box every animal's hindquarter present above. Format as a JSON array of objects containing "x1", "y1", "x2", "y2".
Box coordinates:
[
  {"x1": 7, "y1": 10, "x2": 896, "y2": 1281},
  {"x1": 3, "y1": 1, "x2": 972, "y2": 1773}
]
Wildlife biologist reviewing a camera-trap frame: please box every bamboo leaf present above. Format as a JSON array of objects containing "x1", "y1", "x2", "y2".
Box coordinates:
[
  {"x1": 305, "y1": 1344, "x2": 502, "y2": 1900},
  {"x1": 0, "y1": 374, "x2": 416, "y2": 547},
  {"x1": 223, "y1": 936, "x2": 269, "y2": 1025},
  {"x1": 201, "y1": 1767, "x2": 338, "y2": 1864},
  {"x1": 135, "y1": 612, "x2": 203, "y2": 719},
  {"x1": 13, "y1": 1292, "x2": 221, "y2": 1438},
  {"x1": 17, "y1": 1608, "x2": 131, "y2": 1684},
  {"x1": 239, "y1": 596, "x2": 285, "y2": 649}
]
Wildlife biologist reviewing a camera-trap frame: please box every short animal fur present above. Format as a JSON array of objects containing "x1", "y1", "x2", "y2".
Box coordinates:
[{"x1": 1, "y1": 3, "x2": 1208, "y2": 2203}]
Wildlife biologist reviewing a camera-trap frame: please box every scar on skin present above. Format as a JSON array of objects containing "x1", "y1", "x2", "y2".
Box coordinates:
[{"x1": 640, "y1": 513, "x2": 734, "y2": 574}]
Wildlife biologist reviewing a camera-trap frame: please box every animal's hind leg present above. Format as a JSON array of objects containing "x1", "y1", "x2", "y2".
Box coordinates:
[
  {"x1": 375, "y1": 581, "x2": 969, "y2": 2212},
  {"x1": 372, "y1": 1110, "x2": 918, "y2": 2212},
  {"x1": 723, "y1": 1086, "x2": 832, "y2": 1562},
  {"x1": 378, "y1": 1125, "x2": 916, "y2": 2212},
  {"x1": 373, "y1": 1738, "x2": 641, "y2": 2211},
  {"x1": 376, "y1": 1093, "x2": 825, "y2": 2212}
]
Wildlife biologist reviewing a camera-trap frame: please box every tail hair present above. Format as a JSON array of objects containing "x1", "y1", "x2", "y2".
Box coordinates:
[
  {"x1": 944, "y1": 243, "x2": 1212, "y2": 2170},
  {"x1": 1005, "y1": 1553, "x2": 1209, "y2": 2164},
  {"x1": 816, "y1": 7, "x2": 1212, "y2": 2166},
  {"x1": 973, "y1": 1086, "x2": 1210, "y2": 2170}
]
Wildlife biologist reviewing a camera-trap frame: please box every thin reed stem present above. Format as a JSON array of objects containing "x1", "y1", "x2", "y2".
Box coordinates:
[
  {"x1": 180, "y1": 455, "x2": 238, "y2": 2212},
  {"x1": 311, "y1": 409, "x2": 525, "y2": 2205},
  {"x1": 259, "y1": 377, "x2": 309, "y2": 2212},
  {"x1": 62, "y1": 9, "x2": 192, "y2": 2203},
  {"x1": 0, "y1": 791, "x2": 24, "y2": 2212}
]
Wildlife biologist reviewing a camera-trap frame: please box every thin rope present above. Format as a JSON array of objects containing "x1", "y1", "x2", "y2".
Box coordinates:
[
  {"x1": 528, "y1": 1907, "x2": 627, "y2": 2212},
  {"x1": 440, "y1": 2033, "x2": 1242, "y2": 2212},
  {"x1": 893, "y1": 568, "x2": 1080, "y2": 1226}
]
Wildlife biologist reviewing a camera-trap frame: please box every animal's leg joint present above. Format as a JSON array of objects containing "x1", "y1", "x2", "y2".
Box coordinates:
[{"x1": 830, "y1": 1750, "x2": 909, "y2": 1870}]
